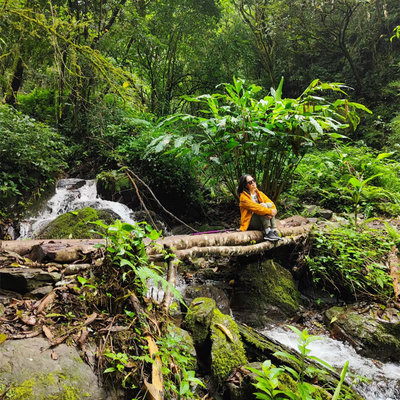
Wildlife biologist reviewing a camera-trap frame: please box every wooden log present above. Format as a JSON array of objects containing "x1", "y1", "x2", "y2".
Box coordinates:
[
  {"x1": 0, "y1": 222, "x2": 313, "y2": 263},
  {"x1": 149, "y1": 233, "x2": 308, "y2": 261},
  {"x1": 147, "y1": 224, "x2": 313, "y2": 255},
  {"x1": 0, "y1": 239, "x2": 105, "y2": 256}
]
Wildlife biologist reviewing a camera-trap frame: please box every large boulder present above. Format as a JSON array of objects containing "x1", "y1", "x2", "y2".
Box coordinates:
[
  {"x1": 184, "y1": 297, "x2": 248, "y2": 384},
  {"x1": 210, "y1": 308, "x2": 247, "y2": 383},
  {"x1": 230, "y1": 259, "x2": 301, "y2": 327},
  {"x1": 37, "y1": 207, "x2": 115, "y2": 239},
  {"x1": 0, "y1": 337, "x2": 109, "y2": 399},
  {"x1": 326, "y1": 305, "x2": 400, "y2": 362}
]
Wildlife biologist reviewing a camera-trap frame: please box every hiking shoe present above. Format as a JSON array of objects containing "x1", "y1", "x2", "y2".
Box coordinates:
[
  {"x1": 271, "y1": 230, "x2": 283, "y2": 240},
  {"x1": 263, "y1": 230, "x2": 279, "y2": 242}
]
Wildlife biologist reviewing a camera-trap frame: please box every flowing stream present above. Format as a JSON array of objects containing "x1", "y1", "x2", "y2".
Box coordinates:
[
  {"x1": 261, "y1": 325, "x2": 400, "y2": 400},
  {"x1": 18, "y1": 179, "x2": 136, "y2": 239}
]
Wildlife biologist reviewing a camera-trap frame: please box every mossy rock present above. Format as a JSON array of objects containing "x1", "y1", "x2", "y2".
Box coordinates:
[
  {"x1": 210, "y1": 309, "x2": 247, "y2": 383},
  {"x1": 38, "y1": 207, "x2": 115, "y2": 239},
  {"x1": 0, "y1": 337, "x2": 107, "y2": 399},
  {"x1": 184, "y1": 297, "x2": 216, "y2": 346},
  {"x1": 231, "y1": 259, "x2": 301, "y2": 327},
  {"x1": 326, "y1": 305, "x2": 400, "y2": 362}
]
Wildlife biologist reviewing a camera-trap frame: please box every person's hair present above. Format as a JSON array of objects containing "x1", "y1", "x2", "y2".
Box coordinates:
[{"x1": 238, "y1": 174, "x2": 252, "y2": 195}]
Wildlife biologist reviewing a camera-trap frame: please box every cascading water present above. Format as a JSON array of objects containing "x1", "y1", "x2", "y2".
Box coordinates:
[
  {"x1": 18, "y1": 178, "x2": 136, "y2": 239},
  {"x1": 261, "y1": 325, "x2": 400, "y2": 400}
]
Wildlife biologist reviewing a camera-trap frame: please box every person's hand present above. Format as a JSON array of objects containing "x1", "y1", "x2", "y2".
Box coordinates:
[{"x1": 270, "y1": 208, "x2": 277, "y2": 217}]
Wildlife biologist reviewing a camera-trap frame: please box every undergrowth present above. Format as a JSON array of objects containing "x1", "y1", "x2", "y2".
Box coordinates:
[{"x1": 306, "y1": 223, "x2": 394, "y2": 301}]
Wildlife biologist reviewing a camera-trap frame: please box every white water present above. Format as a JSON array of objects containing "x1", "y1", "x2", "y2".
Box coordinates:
[
  {"x1": 18, "y1": 179, "x2": 136, "y2": 238},
  {"x1": 261, "y1": 325, "x2": 400, "y2": 400}
]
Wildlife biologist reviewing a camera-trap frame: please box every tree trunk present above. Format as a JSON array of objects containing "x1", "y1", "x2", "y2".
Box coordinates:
[{"x1": 5, "y1": 57, "x2": 23, "y2": 106}]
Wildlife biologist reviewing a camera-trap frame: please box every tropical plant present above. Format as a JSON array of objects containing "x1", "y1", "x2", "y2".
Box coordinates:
[
  {"x1": 248, "y1": 326, "x2": 349, "y2": 400},
  {"x1": 149, "y1": 77, "x2": 370, "y2": 200}
]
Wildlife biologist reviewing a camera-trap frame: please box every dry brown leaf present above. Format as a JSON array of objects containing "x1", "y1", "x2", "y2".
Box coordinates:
[
  {"x1": 20, "y1": 314, "x2": 37, "y2": 326},
  {"x1": 42, "y1": 325, "x2": 54, "y2": 341},
  {"x1": 145, "y1": 336, "x2": 163, "y2": 399},
  {"x1": 36, "y1": 291, "x2": 56, "y2": 314},
  {"x1": 78, "y1": 328, "x2": 89, "y2": 348},
  {"x1": 84, "y1": 312, "x2": 97, "y2": 326}
]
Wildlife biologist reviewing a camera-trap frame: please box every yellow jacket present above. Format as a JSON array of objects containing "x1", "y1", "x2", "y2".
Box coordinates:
[{"x1": 239, "y1": 189, "x2": 276, "y2": 231}]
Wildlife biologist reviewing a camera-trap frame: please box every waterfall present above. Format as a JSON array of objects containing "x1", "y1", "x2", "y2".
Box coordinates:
[
  {"x1": 262, "y1": 325, "x2": 400, "y2": 400},
  {"x1": 18, "y1": 179, "x2": 136, "y2": 239}
]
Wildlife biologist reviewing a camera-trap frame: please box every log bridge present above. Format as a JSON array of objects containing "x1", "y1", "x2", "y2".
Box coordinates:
[
  {"x1": 0, "y1": 219, "x2": 313, "y2": 309},
  {"x1": 0, "y1": 221, "x2": 313, "y2": 264}
]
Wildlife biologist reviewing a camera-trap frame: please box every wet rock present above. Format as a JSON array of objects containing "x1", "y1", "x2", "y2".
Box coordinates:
[
  {"x1": 168, "y1": 324, "x2": 197, "y2": 370},
  {"x1": 184, "y1": 285, "x2": 230, "y2": 314},
  {"x1": 230, "y1": 259, "x2": 300, "y2": 327},
  {"x1": 29, "y1": 285, "x2": 54, "y2": 298},
  {"x1": 0, "y1": 337, "x2": 109, "y2": 399},
  {"x1": 0, "y1": 288, "x2": 22, "y2": 304},
  {"x1": 326, "y1": 305, "x2": 400, "y2": 362},
  {"x1": 303, "y1": 205, "x2": 333, "y2": 220},
  {"x1": 0, "y1": 268, "x2": 61, "y2": 294}
]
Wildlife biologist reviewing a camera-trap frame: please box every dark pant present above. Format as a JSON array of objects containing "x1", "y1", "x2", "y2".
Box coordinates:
[{"x1": 247, "y1": 202, "x2": 276, "y2": 231}]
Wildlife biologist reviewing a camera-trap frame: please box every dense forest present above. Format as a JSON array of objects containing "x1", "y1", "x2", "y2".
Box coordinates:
[
  {"x1": 2, "y1": 1, "x2": 400, "y2": 399},
  {"x1": 1, "y1": 0, "x2": 400, "y2": 222}
]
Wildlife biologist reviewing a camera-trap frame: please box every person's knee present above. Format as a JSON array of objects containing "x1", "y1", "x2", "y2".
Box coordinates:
[{"x1": 261, "y1": 202, "x2": 273, "y2": 208}]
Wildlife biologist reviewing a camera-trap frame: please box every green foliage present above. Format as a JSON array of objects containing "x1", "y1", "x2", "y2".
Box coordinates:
[
  {"x1": 150, "y1": 77, "x2": 369, "y2": 200},
  {"x1": 285, "y1": 145, "x2": 400, "y2": 218},
  {"x1": 93, "y1": 219, "x2": 183, "y2": 303},
  {"x1": 157, "y1": 329, "x2": 204, "y2": 399},
  {"x1": 247, "y1": 326, "x2": 349, "y2": 400},
  {"x1": 306, "y1": 225, "x2": 394, "y2": 300},
  {"x1": 17, "y1": 89, "x2": 57, "y2": 126},
  {"x1": 0, "y1": 105, "x2": 67, "y2": 217},
  {"x1": 111, "y1": 120, "x2": 205, "y2": 220}
]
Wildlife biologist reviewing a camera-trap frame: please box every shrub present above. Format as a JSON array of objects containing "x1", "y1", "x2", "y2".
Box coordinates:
[
  {"x1": 0, "y1": 105, "x2": 68, "y2": 217},
  {"x1": 284, "y1": 144, "x2": 400, "y2": 217},
  {"x1": 306, "y1": 224, "x2": 394, "y2": 301}
]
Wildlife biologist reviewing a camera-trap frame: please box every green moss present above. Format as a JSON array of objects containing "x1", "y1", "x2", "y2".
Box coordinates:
[
  {"x1": 38, "y1": 207, "x2": 115, "y2": 239},
  {"x1": 327, "y1": 306, "x2": 400, "y2": 361},
  {"x1": 184, "y1": 297, "x2": 216, "y2": 345},
  {"x1": 210, "y1": 309, "x2": 247, "y2": 383},
  {"x1": 262, "y1": 260, "x2": 300, "y2": 313},
  {"x1": 0, "y1": 372, "x2": 92, "y2": 399},
  {"x1": 233, "y1": 259, "x2": 300, "y2": 326}
]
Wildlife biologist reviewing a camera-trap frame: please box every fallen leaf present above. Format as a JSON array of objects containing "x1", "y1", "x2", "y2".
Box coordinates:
[
  {"x1": 215, "y1": 323, "x2": 234, "y2": 342},
  {"x1": 84, "y1": 312, "x2": 97, "y2": 326},
  {"x1": 21, "y1": 314, "x2": 37, "y2": 326},
  {"x1": 0, "y1": 333, "x2": 7, "y2": 344},
  {"x1": 37, "y1": 291, "x2": 56, "y2": 314},
  {"x1": 42, "y1": 325, "x2": 54, "y2": 341}
]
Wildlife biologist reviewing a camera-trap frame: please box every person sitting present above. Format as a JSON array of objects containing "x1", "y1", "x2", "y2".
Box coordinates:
[{"x1": 237, "y1": 174, "x2": 282, "y2": 241}]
